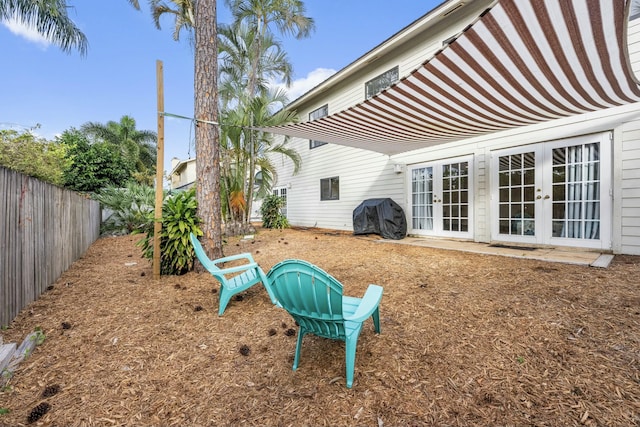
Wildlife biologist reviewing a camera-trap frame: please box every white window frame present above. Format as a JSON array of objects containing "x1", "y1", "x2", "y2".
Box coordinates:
[{"x1": 309, "y1": 105, "x2": 328, "y2": 149}]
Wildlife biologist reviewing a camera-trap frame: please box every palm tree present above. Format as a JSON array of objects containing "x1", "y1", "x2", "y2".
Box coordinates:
[
  {"x1": 149, "y1": 0, "x2": 194, "y2": 42},
  {"x1": 217, "y1": 22, "x2": 254, "y2": 109},
  {"x1": 224, "y1": 0, "x2": 314, "y2": 100},
  {"x1": 218, "y1": 21, "x2": 293, "y2": 106},
  {"x1": 81, "y1": 115, "x2": 157, "y2": 185},
  {"x1": 219, "y1": 89, "x2": 301, "y2": 228},
  {"x1": 223, "y1": 0, "x2": 313, "y2": 227},
  {"x1": 0, "y1": 0, "x2": 88, "y2": 55},
  {"x1": 246, "y1": 89, "x2": 301, "y2": 197},
  {"x1": 218, "y1": 21, "x2": 298, "y2": 227}
]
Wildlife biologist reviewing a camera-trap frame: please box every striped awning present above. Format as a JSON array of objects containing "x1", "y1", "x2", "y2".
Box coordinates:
[{"x1": 258, "y1": 0, "x2": 640, "y2": 155}]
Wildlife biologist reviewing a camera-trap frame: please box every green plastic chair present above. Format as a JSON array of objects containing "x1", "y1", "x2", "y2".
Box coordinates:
[
  {"x1": 266, "y1": 259, "x2": 383, "y2": 388},
  {"x1": 189, "y1": 233, "x2": 276, "y2": 316}
]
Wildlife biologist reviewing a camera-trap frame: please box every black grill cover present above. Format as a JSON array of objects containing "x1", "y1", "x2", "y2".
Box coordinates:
[{"x1": 352, "y1": 198, "x2": 407, "y2": 240}]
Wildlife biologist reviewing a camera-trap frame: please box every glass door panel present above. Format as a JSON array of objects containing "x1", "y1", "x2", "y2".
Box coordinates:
[
  {"x1": 411, "y1": 167, "x2": 433, "y2": 231},
  {"x1": 497, "y1": 151, "x2": 536, "y2": 237},
  {"x1": 550, "y1": 143, "x2": 601, "y2": 240},
  {"x1": 492, "y1": 133, "x2": 610, "y2": 249},
  {"x1": 442, "y1": 162, "x2": 470, "y2": 233},
  {"x1": 409, "y1": 157, "x2": 472, "y2": 238}
]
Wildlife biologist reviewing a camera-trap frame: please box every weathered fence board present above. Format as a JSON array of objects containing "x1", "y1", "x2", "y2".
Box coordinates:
[{"x1": 0, "y1": 167, "x2": 101, "y2": 327}]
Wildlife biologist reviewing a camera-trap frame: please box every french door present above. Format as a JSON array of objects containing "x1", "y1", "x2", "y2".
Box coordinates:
[
  {"x1": 491, "y1": 133, "x2": 611, "y2": 249},
  {"x1": 409, "y1": 156, "x2": 473, "y2": 238},
  {"x1": 272, "y1": 187, "x2": 288, "y2": 217}
]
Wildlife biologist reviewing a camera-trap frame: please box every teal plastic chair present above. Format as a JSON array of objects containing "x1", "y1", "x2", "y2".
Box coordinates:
[
  {"x1": 190, "y1": 233, "x2": 276, "y2": 315},
  {"x1": 266, "y1": 259, "x2": 383, "y2": 388}
]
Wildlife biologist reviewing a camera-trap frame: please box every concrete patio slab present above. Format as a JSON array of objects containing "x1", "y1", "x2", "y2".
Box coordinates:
[{"x1": 378, "y1": 237, "x2": 611, "y2": 267}]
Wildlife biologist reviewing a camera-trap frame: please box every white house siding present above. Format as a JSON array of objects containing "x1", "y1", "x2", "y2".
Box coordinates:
[
  {"x1": 628, "y1": 13, "x2": 640, "y2": 78},
  {"x1": 621, "y1": 12, "x2": 640, "y2": 254},
  {"x1": 270, "y1": 2, "x2": 490, "y2": 232},
  {"x1": 610, "y1": 12, "x2": 640, "y2": 256},
  {"x1": 270, "y1": 1, "x2": 640, "y2": 255},
  {"x1": 621, "y1": 120, "x2": 640, "y2": 254},
  {"x1": 276, "y1": 142, "x2": 404, "y2": 230}
]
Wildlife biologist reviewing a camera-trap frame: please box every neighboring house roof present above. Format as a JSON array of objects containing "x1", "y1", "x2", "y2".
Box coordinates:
[
  {"x1": 169, "y1": 157, "x2": 195, "y2": 177},
  {"x1": 260, "y1": 0, "x2": 640, "y2": 155},
  {"x1": 169, "y1": 157, "x2": 196, "y2": 190}
]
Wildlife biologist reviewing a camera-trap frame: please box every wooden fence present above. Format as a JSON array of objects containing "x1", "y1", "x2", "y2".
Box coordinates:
[{"x1": 0, "y1": 167, "x2": 101, "y2": 327}]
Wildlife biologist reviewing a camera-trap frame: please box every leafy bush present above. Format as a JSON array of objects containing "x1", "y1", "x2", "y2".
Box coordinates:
[
  {"x1": 94, "y1": 183, "x2": 157, "y2": 235},
  {"x1": 260, "y1": 194, "x2": 289, "y2": 229},
  {"x1": 58, "y1": 129, "x2": 132, "y2": 192},
  {"x1": 135, "y1": 188, "x2": 202, "y2": 275},
  {"x1": 0, "y1": 129, "x2": 70, "y2": 186}
]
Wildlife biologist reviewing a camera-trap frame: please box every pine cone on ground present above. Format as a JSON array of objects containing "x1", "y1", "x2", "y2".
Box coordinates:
[
  {"x1": 41, "y1": 385, "x2": 61, "y2": 398},
  {"x1": 27, "y1": 402, "x2": 51, "y2": 424}
]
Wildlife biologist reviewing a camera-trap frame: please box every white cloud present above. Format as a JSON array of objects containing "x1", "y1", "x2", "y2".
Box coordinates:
[
  {"x1": 2, "y1": 17, "x2": 52, "y2": 50},
  {"x1": 272, "y1": 68, "x2": 337, "y2": 104}
]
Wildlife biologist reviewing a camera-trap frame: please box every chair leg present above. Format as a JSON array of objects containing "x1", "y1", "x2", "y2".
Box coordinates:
[
  {"x1": 345, "y1": 336, "x2": 358, "y2": 389},
  {"x1": 293, "y1": 329, "x2": 306, "y2": 371},
  {"x1": 372, "y1": 307, "x2": 381, "y2": 334},
  {"x1": 218, "y1": 288, "x2": 233, "y2": 316}
]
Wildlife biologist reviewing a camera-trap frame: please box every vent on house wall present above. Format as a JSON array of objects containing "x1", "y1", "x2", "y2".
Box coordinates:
[{"x1": 441, "y1": 2, "x2": 465, "y2": 17}]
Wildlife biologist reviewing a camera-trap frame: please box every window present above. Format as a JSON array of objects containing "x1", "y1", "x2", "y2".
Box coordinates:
[
  {"x1": 309, "y1": 105, "x2": 328, "y2": 149},
  {"x1": 272, "y1": 187, "x2": 287, "y2": 217},
  {"x1": 320, "y1": 177, "x2": 339, "y2": 201},
  {"x1": 365, "y1": 66, "x2": 399, "y2": 99}
]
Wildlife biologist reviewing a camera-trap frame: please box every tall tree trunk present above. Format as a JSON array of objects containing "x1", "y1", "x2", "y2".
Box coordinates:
[
  {"x1": 244, "y1": 129, "x2": 256, "y2": 226},
  {"x1": 194, "y1": 0, "x2": 223, "y2": 259},
  {"x1": 243, "y1": 20, "x2": 263, "y2": 229}
]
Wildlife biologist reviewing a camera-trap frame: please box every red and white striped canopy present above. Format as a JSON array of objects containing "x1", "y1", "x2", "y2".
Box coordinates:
[{"x1": 258, "y1": 0, "x2": 640, "y2": 155}]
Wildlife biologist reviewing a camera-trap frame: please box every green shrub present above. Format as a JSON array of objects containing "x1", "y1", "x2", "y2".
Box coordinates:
[
  {"x1": 94, "y1": 183, "x2": 157, "y2": 235},
  {"x1": 135, "y1": 188, "x2": 202, "y2": 275},
  {"x1": 260, "y1": 194, "x2": 289, "y2": 229}
]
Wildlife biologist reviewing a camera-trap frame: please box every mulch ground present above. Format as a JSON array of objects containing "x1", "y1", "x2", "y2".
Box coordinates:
[{"x1": 1, "y1": 227, "x2": 639, "y2": 426}]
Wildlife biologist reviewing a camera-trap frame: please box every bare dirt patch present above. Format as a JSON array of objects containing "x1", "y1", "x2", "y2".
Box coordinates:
[{"x1": 1, "y1": 227, "x2": 639, "y2": 426}]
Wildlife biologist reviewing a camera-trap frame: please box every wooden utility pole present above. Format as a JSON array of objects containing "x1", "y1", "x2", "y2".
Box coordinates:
[{"x1": 153, "y1": 60, "x2": 165, "y2": 279}]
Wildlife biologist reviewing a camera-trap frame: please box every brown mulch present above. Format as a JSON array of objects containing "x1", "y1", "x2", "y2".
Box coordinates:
[{"x1": 1, "y1": 227, "x2": 639, "y2": 426}]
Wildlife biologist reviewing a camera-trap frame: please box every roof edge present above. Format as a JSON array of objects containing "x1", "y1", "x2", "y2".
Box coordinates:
[{"x1": 285, "y1": 0, "x2": 466, "y2": 110}]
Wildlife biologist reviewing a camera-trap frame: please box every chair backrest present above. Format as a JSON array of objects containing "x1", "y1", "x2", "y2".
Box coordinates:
[
  {"x1": 189, "y1": 233, "x2": 220, "y2": 273},
  {"x1": 267, "y1": 259, "x2": 346, "y2": 340}
]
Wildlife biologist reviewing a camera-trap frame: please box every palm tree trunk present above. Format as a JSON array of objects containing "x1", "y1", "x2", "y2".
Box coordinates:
[
  {"x1": 243, "y1": 24, "x2": 262, "y2": 229},
  {"x1": 194, "y1": 0, "x2": 223, "y2": 259},
  {"x1": 221, "y1": 150, "x2": 233, "y2": 222}
]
